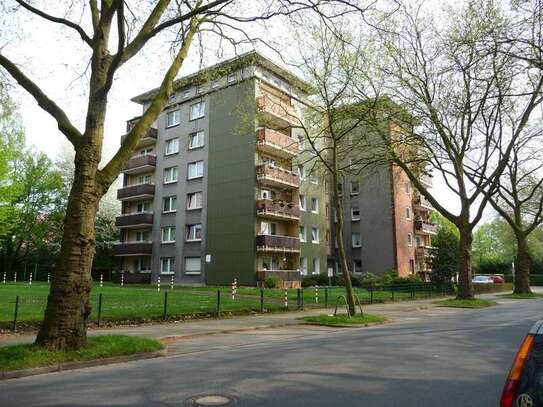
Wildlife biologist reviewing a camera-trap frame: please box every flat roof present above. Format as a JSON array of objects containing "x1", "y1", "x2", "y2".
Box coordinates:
[{"x1": 131, "y1": 50, "x2": 314, "y2": 104}]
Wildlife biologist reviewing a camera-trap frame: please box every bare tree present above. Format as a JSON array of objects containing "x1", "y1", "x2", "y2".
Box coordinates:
[
  {"x1": 0, "y1": 0, "x2": 366, "y2": 349},
  {"x1": 373, "y1": 0, "x2": 543, "y2": 299}
]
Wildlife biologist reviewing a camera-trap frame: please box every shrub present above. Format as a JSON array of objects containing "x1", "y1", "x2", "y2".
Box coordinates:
[
  {"x1": 264, "y1": 276, "x2": 282, "y2": 288},
  {"x1": 389, "y1": 275, "x2": 423, "y2": 286},
  {"x1": 360, "y1": 272, "x2": 380, "y2": 284},
  {"x1": 302, "y1": 273, "x2": 330, "y2": 287},
  {"x1": 382, "y1": 268, "x2": 398, "y2": 285}
]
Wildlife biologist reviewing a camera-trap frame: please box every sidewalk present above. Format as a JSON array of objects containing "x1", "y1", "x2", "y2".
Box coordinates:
[{"x1": 0, "y1": 295, "x2": 453, "y2": 347}]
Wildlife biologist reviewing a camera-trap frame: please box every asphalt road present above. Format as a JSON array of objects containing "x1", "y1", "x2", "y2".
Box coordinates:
[{"x1": 0, "y1": 298, "x2": 541, "y2": 407}]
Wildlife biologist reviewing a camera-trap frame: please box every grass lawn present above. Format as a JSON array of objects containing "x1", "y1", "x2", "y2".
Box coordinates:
[
  {"x1": 0, "y1": 282, "x2": 445, "y2": 329},
  {"x1": 500, "y1": 292, "x2": 543, "y2": 299},
  {"x1": 434, "y1": 298, "x2": 498, "y2": 308},
  {"x1": 302, "y1": 313, "x2": 387, "y2": 327},
  {"x1": 0, "y1": 335, "x2": 163, "y2": 372}
]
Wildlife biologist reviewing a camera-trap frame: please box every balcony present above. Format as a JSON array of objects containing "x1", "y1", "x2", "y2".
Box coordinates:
[
  {"x1": 122, "y1": 154, "x2": 157, "y2": 175},
  {"x1": 256, "y1": 164, "x2": 299, "y2": 189},
  {"x1": 419, "y1": 173, "x2": 433, "y2": 188},
  {"x1": 113, "y1": 241, "x2": 153, "y2": 256},
  {"x1": 415, "y1": 246, "x2": 435, "y2": 259},
  {"x1": 413, "y1": 194, "x2": 433, "y2": 212},
  {"x1": 257, "y1": 96, "x2": 299, "y2": 127},
  {"x1": 117, "y1": 183, "x2": 155, "y2": 201},
  {"x1": 256, "y1": 235, "x2": 300, "y2": 253},
  {"x1": 256, "y1": 128, "x2": 298, "y2": 158},
  {"x1": 414, "y1": 220, "x2": 437, "y2": 235},
  {"x1": 256, "y1": 199, "x2": 300, "y2": 221},
  {"x1": 115, "y1": 212, "x2": 154, "y2": 229},
  {"x1": 121, "y1": 117, "x2": 158, "y2": 148}
]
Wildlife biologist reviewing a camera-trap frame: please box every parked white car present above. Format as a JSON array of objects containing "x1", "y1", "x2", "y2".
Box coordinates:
[{"x1": 472, "y1": 275, "x2": 494, "y2": 284}]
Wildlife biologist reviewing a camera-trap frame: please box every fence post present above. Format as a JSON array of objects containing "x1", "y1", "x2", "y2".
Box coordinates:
[
  {"x1": 411, "y1": 284, "x2": 415, "y2": 299},
  {"x1": 325, "y1": 287, "x2": 329, "y2": 308},
  {"x1": 12, "y1": 296, "x2": 19, "y2": 332},
  {"x1": 97, "y1": 293, "x2": 103, "y2": 327},
  {"x1": 47, "y1": 272, "x2": 51, "y2": 284},
  {"x1": 2, "y1": 271, "x2": 5, "y2": 284},
  {"x1": 231, "y1": 279, "x2": 235, "y2": 300},
  {"x1": 100, "y1": 273, "x2": 103, "y2": 288},
  {"x1": 163, "y1": 291, "x2": 168, "y2": 321},
  {"x1": 284, "y1": 288, "x2": 288, "y2": 309},
  {"x1": 301, "y1": 288, "x2": 304, "y2": 310},
  {"x1": 391, "y1": 286, "x2": 395, "y2": 301},
  {"x1": 13, "y1": 272, "x2": 17, "y2": 283},
  {"x1": 297, "y1": 288, "x2": 301, "y2": 309},
  {"x1": 315, "y1": 287, "x2": 319, "y2": 304},
  {"x1": 29, "y1": 271, "x2": 32, "y2": 286},
  {"x1": 260, "y1": 288, "x2": 264, "y2": 313},
  {"x1": 157, "y1": 276, "x2": 161, "y2": 292},
  {"x1": 121, "y1": 272, "x2": 124, "y2": 287},
  {"x1": 216, "y1": 290, "x2": 221, "y2": 317},
  {"x1": 170, "y1": 275, "x2": 174, "y2": 290}
]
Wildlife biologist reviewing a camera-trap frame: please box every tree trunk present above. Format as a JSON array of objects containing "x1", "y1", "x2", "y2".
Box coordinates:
[
  {"x1": 514, "y1": 233, "x2": 532, "y2": 294},
  {"x1": 457, "y1": 223, "x2": 475, "y2": 300},
  {"x1": 332, "y1": 183, "x2": 356, "y2": 316},
  {"x1": 35, "y1": 148, "x2": 101, "y2": 350}
]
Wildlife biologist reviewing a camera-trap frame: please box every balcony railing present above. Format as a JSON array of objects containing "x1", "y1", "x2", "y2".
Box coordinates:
[
  {"x1": 256, "y1": 128, "x2": 298, "y2": 158},
  {"x1": 414, "y1": 220, "x2": 437, "y2": 235},
  {"x1": 256, "y1": 96, "x2": 299, "y2": 127},
  {"x1": 415, "y1": 246, "x2": 435, "y2": 259},
  {"x1": 256, "y1": 164, "x2": 299, "y2": 189},
  {"x1": 256, "y1": 199, "x2": 300, "y2": 220},
  {"x1": 256, "y1": 234, "x2": 300, "y2": 253},
  {"x1": 413, "y1": 194, "x2": 433, "y2": 211},
  {"x1": 121, "y1": 117, "x2": 158, "y2": 147},
  {"x1": 115, "y1": 212, "x2": 154, "y2": 228},
  {"x1": 122, "y1": 154, "x2": 157, "y2": 174},
  {"x1": 113, "y1": 241, "x2": 153, "y2": 256},
  {"x1": 419, "y1": 173, "x2": 433, "y2": 187},
  {"x1": 117, "y1": 183, "x2": 155, "y2": 200}
]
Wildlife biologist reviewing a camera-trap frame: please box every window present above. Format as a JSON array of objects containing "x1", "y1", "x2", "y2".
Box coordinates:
[
  {"x1": 297, "y1": 164, "x2": 305, "y2": 180},
  {"x1": 351, "y1": 207, "x2": 360, "y2": 221},
  {"x1": 160, "y1": 257, "x2": 175, "y2": 274},
  {"x1": 196, "y1": 85, "x2": 204, "y2": 94},
  {"x1": 312, "y1": 258, "x2": 320, "y2": 275},
  {"x1": 337, "y1": 183, "x2": 343, "y2": 197},
  {"x1": 300, "y1": 257, "x2": 308, "y2": 275},
  {"x1": 299, "y1": 226, "x2": 306, "y2": 242},
  {"x1": 311, "y1": 197, "x2": 319, "y2": 214},
  {"x1": 140, "y1": 147, "x2": 153, "y2": 155},
  {"x1": 185, "y1": 257, "x2": 201, "y2": 275},
  {"x1": 260, "y1": 222, "x2": 276, "y2": 235},
  {"x1": 407, "y1": 233, "x2": 413, "y2": 246},
  {"x1": 161, "y1": 226, "x2": 176, "y2": 243},
  {"x1": 182, "y1": 88, "x2": 191, "y2": 98},
  {"x1": 135, "y1": 231, "x2": 149, "y2": 242},
  {"x1": 406, "y1": 207, "x2": 411, "y2": 220},
  {"x1": 310, "y1": 173, "x2": 318, "y2": 185},
  {"x1": 136, "y1": 201, "x2": 151, "y2": 213},
  {"x1": 299, "y1": 194, "x2": 306, "y2": 211},
  {"x1": 325, "y1": 204, "x2": 330, "y2": 219},
  {"x1": 405, "y1": 182, "x2": 411, "y2": 194},
  {"x1": 169, "y1": 94, "x2": 177, "y2": 104},
  {"x1": 138, "y1": 257, "x2": 151, "y2": 273},
  {"x1": 188, "y1": 161, "x2": 204, "y2": 179},
  {"x1": 261, "y1": 189, "x2": 273, "y2": 200},
  {"x1": 297, "y1": 134, "x2": 305, "y2": 151},
  {"x1": 227, "y1": 73, "x2": 236, "y2": 83},
  {"x1": 189, "y1": 131, "x2": 204, "y2": 149},
  {"x1": 212, "y1": 79, "x2": 220, "y2": 89},
  {"x1": 186, "y1": 224, "x2": 202, "y2": 241},
  {"x1": 416, "y1": 236, "x2": 422, "y2": 246},
  {"x1": 353, "y1": 259, "x2": 362, "y2": 273},
  {"x1": 164, "y1": 166, "x2": 178, "y2": 183},
  {"x1": 166, "y1": 110, "x2": 181, "y2": 127},
  {"x1": 163, "y1": 196, "x2": 177, "y2": 213},
  {"x1": 189, "y1": 101, "x2": 206, "y2": 120},
  {"x1": 137, "y1": 174, "x2": 151, "y2": 184},
  {"x1": 186, "y1": 191, "x2": 203, "y2": 210},
  {"x1": 352, "y1": 232, "x2": 361, "y2": 248},
  {"x1": 351, "y1": 181, "x2": 359, "y2": 195},
  {"x1": 165, "y1": 138, "x2": 179, "y2": 155},
  {"x1": 326, "y1": 230, "x2": 330, "y2": 244},
  {"x1": 311, "y1": 227, "x2": 320, "y2": 243}
]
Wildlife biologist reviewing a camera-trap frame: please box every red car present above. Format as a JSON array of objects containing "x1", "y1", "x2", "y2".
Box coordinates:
[{"x1": 491, "y1": 275, "x2": 505, "y2": 284}]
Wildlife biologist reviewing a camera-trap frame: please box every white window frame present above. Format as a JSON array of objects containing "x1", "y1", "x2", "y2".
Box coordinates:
[
  {"x1": 297, "y1": 165, "x2": 305, "y2": 180},
  {"x1": 187, "y1": 160, "x2": 204, "y2": 180},
  {"x1": 311, "y1": 227, "x2": 320, "y2": 244},
  {"x1": 137, "y1": 174, "x2": 152, "y2": 184},
  {"x1": 189, "y1": 101, "x2": 206, "y2": 120},
  {"x1": 299, "y1": 194, "x2": 306, "y2": 211},
  {"x1": 163, "y1": 196, "x2": 177, "y2": 213},
  {"x1": 186, "y1": 224, "x2": 203, "y2": 242},
  {"x1": 161, "y1": 226, "x2": 176, "y2": 243},
  {"x1": 165, "y1": 138, "x2": 179, "y2": 156},
  {"x1": 297, "y1": 134, "x2": 305, "y2": 151},
  {"x1": 407, "y1": 233, "x2": 413, "y2": 246},
  {"x1": 160, "y1": 257, "x2": 175, "y2": 274},
  {"x1": 135, "y1": 230, "x2": 149, "y2": 242},
  {"x1": 227, "y1": 73, "x2": 236, "y2": 83},
  {"x1": 311, "y1": 197, "x2": 319, "y2": 214},
  {"x1": 184, "y1": 257, "x2": 202, "y2": 275},
  {"x1": 164, "y1": 166, "x2": 178, "y2": 184},
  {"x1": 351, "y1": 181, "x2": 359, "y2": 195},
  {"x1": 351, "y1": 207, "x2": 360, "y2": 221},
  {"x1": 312, "y1": 258, "x2": 320, "y2": 275},
  {"x1": 186, "y1": 191, "x2": 203, "y2": 210},
  {"x1": 300, "y1": 257, "x2": 308, "y2": 275},
  {"x1": 299, "y1": 226, "x2": 306, "y2": 242},
  {"x1": 182, "y1": 88, "x2": 191, "y2": 98},
  {"x1": 406, "y1": 207, "x2": 411, "y2": 220},
  {"x1": 352, "y1": 232, "x2": 361, "y2": 248},
  {"x1": 188, "y1": 131, "x2": 205, "y2": 150},
  {"x1": 166, "y1": 109, "x2": 181, "y2": 127},
  {"x1": 136, "y1": 201, "x2": 151, "y2": 213}
]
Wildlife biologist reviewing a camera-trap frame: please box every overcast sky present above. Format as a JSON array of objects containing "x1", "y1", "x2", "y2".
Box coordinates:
[{"x1": 0, "y1": 1, "x2": 488, "y2": 219}]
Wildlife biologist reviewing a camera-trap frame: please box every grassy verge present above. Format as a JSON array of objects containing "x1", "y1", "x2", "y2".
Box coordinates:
[
  {"x1": 0, "y1": 335, "x2": 163, "y2": 372},
  {"x1": 500, "y1": 292, "x2": 543, "y2": 299},
  {"x1": 434, "y1": 298, "x2": 497, "y2": 308},
  {"x1": 302, "y1": 313, "x2": 387, "y2": 327}
]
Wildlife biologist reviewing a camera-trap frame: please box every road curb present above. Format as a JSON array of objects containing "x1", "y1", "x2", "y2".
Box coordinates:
[{"x1": 0, "y1": 349, "x2": 167, "y2": 381}]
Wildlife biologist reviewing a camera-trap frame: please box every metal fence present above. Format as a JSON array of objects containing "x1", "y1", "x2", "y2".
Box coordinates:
[{"x1": 0, "y1": 282, "x2": 453, "y2": 332}]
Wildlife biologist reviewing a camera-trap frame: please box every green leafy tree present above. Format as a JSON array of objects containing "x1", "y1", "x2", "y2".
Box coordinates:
[{"x1": 430, "y1": 213, "x2": 459, "y2": 285}]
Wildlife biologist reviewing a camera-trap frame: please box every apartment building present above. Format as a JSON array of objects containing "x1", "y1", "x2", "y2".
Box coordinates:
[{"x1": 114, "y1": 51, "x2": 327, "y2": 287}]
